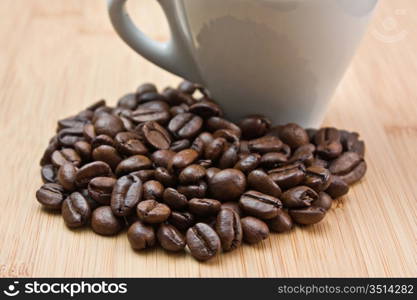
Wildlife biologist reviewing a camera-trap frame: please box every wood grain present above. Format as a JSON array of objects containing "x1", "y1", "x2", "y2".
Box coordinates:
[{"x1": 0, "y1": 0, "x2": 416, "y2": 278}]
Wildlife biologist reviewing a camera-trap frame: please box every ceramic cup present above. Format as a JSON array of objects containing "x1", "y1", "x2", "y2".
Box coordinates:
[{"x1": 107, "y1": 0, "x2": 378, "y2": 127}]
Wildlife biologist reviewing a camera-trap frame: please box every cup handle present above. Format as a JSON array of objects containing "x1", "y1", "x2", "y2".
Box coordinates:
[{"x1": 107, "y1": 0, "x2": 201, "y2": 82}]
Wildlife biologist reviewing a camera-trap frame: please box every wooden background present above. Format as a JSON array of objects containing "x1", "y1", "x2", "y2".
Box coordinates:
[{"x1": 0, "y1": 0, "x2": 416, "y2": 277}]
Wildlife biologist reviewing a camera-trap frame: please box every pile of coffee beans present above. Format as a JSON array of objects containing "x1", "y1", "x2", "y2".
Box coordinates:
[{"x1": 36, "y1": 81, "x2": 367, "y2": 261}]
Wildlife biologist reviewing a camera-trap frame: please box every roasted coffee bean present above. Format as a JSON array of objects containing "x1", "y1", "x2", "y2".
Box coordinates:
[
  {"x1": 74, "y1": 140, "x2": 92, "y2": 162},
  {"x1": 127, "y1": 221, "x2": 155, "y2": 250},
  {"x1": 51, "y1": 148, "x2": 81, "y2": 168},
  {"x1": 137, "y1": 82, "x2": 158, "y2": 96},
  {"x1": 91, "y1": 206, "x2": 123, "y2": 235},
  {"x1": 40, "y1": 136, "x2": 59, "y2": 166},
  {"x1": 36, "y1": 183, "x2": 65, "y2": 209},
  {"x1": 279, "y1": 123, "x2": 309, "y2": 149},
  {"x1": 312, "y1": 192, "x2": 333, "y2": 211},
  {"x1": 169, "y1": 149, "x2": 199, "y2": 171},
  {"x1": 130, "y1": 169, "x2": 155, "y2": 182},
  {"x1": 239, "y1": 115, "x2": 271, "y2": 139},
  {"x1": 241, "y1": 217, "x2": 269, "y2": 244},
  {"x1": 288, "y1": 143, "x2": 315, "y2": 166},
  {"x1": 91, "y1": 134, "x2": 114, "y2": 149},
  {"x1": 315, "y1": 127, "x2": 343, "y2": 159},
  {"x1": 142, "y1": 121, "x2": 172, "y2": 150},
  {"x1": 62, "y1": 192, "x2": 91, "y2": 228},
  {"x1": 79, "y1": 188, "x2": 100, "y2": 210},
  {"x1": 188, "y1": 198, "x2": 221, "y2": 216},
  {"x1": 169, "y1": 211, "x2": 195, "y2": 231},
  {"x1": 221, "y1": 202, "x2": 243, "y2": 217},
  {"x1": 57, "y1": 115, "x2": 89, "y2": 131},
  {"x1": 311, "y1": 157, "x2": 329, "y2": 168},
  {"x1": 198, "y1": 159, "x2": 212, "y2": 168},
  {"x1": 218, "y1": 144, "x2": 239, "y2": 169},
  {"x1": 204, "y1": 137, "x2": 227, "y2": 161},
  {"x1": 189, "y1": 100, "x2": 222, "y2": 118},
  {"x1": 163, "y1": 188, "x2": 188, "y2": 210},
  {"x1": 268, "y1": 163, "x2": 306, "y2": 189},
  {"x1": 111, "y1": 174, "x2": 142, "y2": 216},
  {"x1": 83, "y1": 124, "x2": 96, "y2": 142},
  {"x1": 92, "y1": 145, "x2": 122, "y2": 170},
  {"x1": 114, "y1": 132, "x2": 148, "y2": 155},
  {"x1": 206, "y1": 117, "x2": 241, "y2": 138},
  {"x1": 192, "y1": 132, "x2": 214, "y2": 155},
  {"x1": 205, "y1": 167, "x2": 220, "y2": 182},
  {"x1": 303, "y1": 166, "x2": 331, "y2": 192},
  {"x1": 41, "y1": 164, "x2": 57, "y2": 183},
  {"x1": 216, "y1": 208, "x2": 242, "y2": 251},
  {"x1": 178, "y1": 80, "x2": 197, "y2": 95},
  {"x1": 247, "y1": 169, "x2": 281, "y2": 198},
  {"x1": 57, "y1": 163, "x2": 77, "y2": 191},
  {"x1": 186, "y1": 223, "x2": 221, "y2": 261},
  {"x1": 170, "y1": 104, "x2": 189, "y2": 116},
  {"x1": 239, "y1": 140, "x2": 250, "y2": 156},
  {"x1": 137, "y1": 92, "x2": 166, "y2": 104},
  {"x1": 117, "y1": 93, "x2": 138, "y2": 110},
  {"x1": 131, "y1": 101, "x2": 170, "y2": 124},
  {"x1": 170, "y1": 139, "x2": 190, "y2": 152},
  {"x1": 179, "y1": 164, "x2": 206, "y2": 184},
  {"x1": 168, "y1": 113, "x2": 203, "y2": 139},
  {"x1": 213, "y1": 129, "x2": 240, "y2": 144},
  {"x1": 157, "y1": 223, "x2": 186, "y2": 252},
  {"x1": 86, "y1": 99, "x2": 105, "y2": 111},
  {"x1": 259, "y1": 152, "x2": 288, "y2": 169},
  {"x1": 281, "y1": 186, "x2": 318, "y2": 208},
  {"x1": 177, "y1": 181, "x2": 207, "y2": 199},
  {"x1": 233, "y1": 153, "x2": 261, "y2": 173},
  {"x1": 209, "y1": 169, "x2": 246, "y2": 201},
  {"x1": 329, "y1": 152, "x2": 367, "y2": 185},
  {"x1": 151, "y1": 149, "x2": 176, "y2": 168},
  {"x1": 58, "y1": 127, "x2": 85, "y2": 147},
  {"x1": 164, "y1": 87, "x2": 195, "y2": 106},
  {"x1": 154, "y1": 167, "x2": 177, "y2": 187},
  {"x1": 137, "y1": 200, "x2": 171, "y2": 224},
  {"x1": 88, "y1": 177, "x2": 116, "y2": 205},
  {"x1": 75, "y1": 161, "x2": 112, "y2": 187},
  {"x1": 143, "y1": 180, "x2": 164, "y2": 200},
  {"x1": 239, "y1": 190, "x2": 282, "y2": 219},
  {"x1": 325, "y1": 175, "x2": 349, "y2": 198},
  {"x1": 248, "y1": 136, "x2": 283, "y2": 154},
  {"x1": 267, "y1": 209, "x2": 293, "y2": 233},
  {"x1": 115, "y1": 155, "x2": 152, "y2": 176},
  {"x1": 341, "y1": 131, "x2": 365, "y2": 157},
  {"x1": 289, "y1": 206, "x2": 326, "y2": 225},
  {"x1": 94, "y1": 114, "x2": 125, "y2": 137}
]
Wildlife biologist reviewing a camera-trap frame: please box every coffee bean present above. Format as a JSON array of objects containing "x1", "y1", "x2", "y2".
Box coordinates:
[
  {"x1": 179, "y1": 164, "x2": 206, "y2": 184},
  {"x1": 303, "y1": 166, "x2": 331, "y2": 192},
  {"x1": 75, "y1": 161, "x2": 112, "y2": 187},
  {"x1": 131, "y1": 100, "x2": 170, "y2": 124},
  {"x1": 239, "y1": 115, "x2": 271, "y2": 139},
  {"x1": 130, "y1": 169, "x2": 155, "y2": 182},
  {"x1": 127, "y1": 221, "x2": 155, "y2": 250},
  {"x1": 137, "y1": 83, "x2": 158, "y2": 96},
  {"x1": 92, "y1": 145, "x2": 122, "y2": 170},
  {"x1": 315, "y1": 127, "x2": 343, "y2": 159},
  {"x1": 213, "y1": 129, "x2": 240, "y2": 144},
  {"x1": 57, "y1": 163, "x2": 77, "y2": 191},
  {"x1": 157, "y1": 224, "x2": 186, "y2": 252},
  {"x1": 36, "y1": 183, "x2": 65, "y2": 209},
  {"x1": 205, "y1": 167, "x2": 221, "y2": 182},
  {"x1": 88, "y1": 177, "x2": 116, "y2": 205},
  {"x1": 91, "y1": 134, "x2": 114, "y2": 149},
  {"x1": 154, "y1": 167, "x2": 177, "y2": 187},
  {"x1": 51, "y1": 148, "x2": 81, "y2": 168},
  {"x1": 189, "y1": 100, "x2": 222, "y2": 119},
  {"x1": 311, "y1": 157, "x2": 328, "y2": 168},
  {"x1": 279, "y1": 123, "x2": 309, "y2": 149},
  {"x1": 186, "y1": 223, "x2": 221, "y2": 261},
  {"x1": 40, "y1": 136, "x2": 59, "y2": 166},
  {"x1": 206, "y1": 117, "x2": 241, "y2": 138},
  {"x1": 178, "y1": 80, "x2": 197, "y2": 94},
  {"x1": 170, "y1": 104, "x2": 189, "y2": 116},
  {"x1": 241, "y1": 216, "x2": 269, "y2": 244},
  {"x1": 111, "y1": 174, "x2": 142, "y2": 216},
  {"x1": 141, "y1": 121, "x2": 171, "y2": 150},
  {"x1": 137, "y1": 200, "x2": 171, "y2": 224},
  {"x1": 137, "y1": 92, "x2": 166, "y2": 104},
  {"x1": 268, "y1": 163, "x2": 306, "y2": 189},
  {"x1": 329, "y1": 152, "x2": 367, "y2": 185},
  {"x1": 114, "y1": 132, "x2": 148, "y2": 156},
  {"x1": 57, "y1": 115, "x2": 89, "y2": 131},
  {"x1": 248, "y1": 136, "x2": 283, "y2": 154},
  {"x1": 288, "y1": 143, "x2": 315, "y2": 166},
  {"x1": 177, "y1": 181, "x2": 207, "y2": 199},
  {"x1": 163, "y1": 188, "x2": 188, "y2": 210},
  {"x1": 115, "y1": 155, "x2": 152, "y2": 176},
  {"x1": 204, "y1": 137, "x2": 227, "y2": 161},
  {"x1": 233, "y1": 153, "x2": 261, "y2": 173},
  {"x1": 312, "y1": 192, "x2": 333, "y2": 211},
  {"x1": 239, "y1": 190, "x2": 282, "y2": 219},
  {"x1": 259, "y1": 152, "x2": 288, "y2": 169},
  {"x1": 151, "y1": 149, "x2": 176, "y2": 168},
  {"x1": 221, "y1": 202, "x2": 243, "y2": 217},
  {"x1": 94, "y1": 114, "x2": 125, "y2": 137},
  {"x1": 169, "y1": 211, "x2": 195, "y2": 231},
  {"x1": 289, "y1": 206, "x2": 326, "y2": 225},
  {"x1": 74, "y1": 141, "x2": 92, "y2": 162},
  {"x1": 247, "y1": 169, "x2": 282, "y2": 198},
  {"x1": 143, "y1": 180, "x2": 164, "y2": 200},
  {"x1": 58, "y1": 127, "x2": 85, "y2": 147},
  {"x1": 325, "y1": 175, "x2": 349, "y2": 198},
  {"x1": 91, "y1": 206, "x2": 123, "y2": 235},
  {"x1": 168, "y1": 113, "x2": 203, "y2": 139},
  {"x1": 117, "y1": 93, "x2": 138, "y2": 110},
  {"x1": 169, "y1": 139, "x2": 190, "y2": 152},
  {"x1": 209, "y1": 169, "x2": 246, "y2": 201},
  {"x1": 216, "y1": 208, "x2": 242, "y2": 251},
  {"x1": 267, "y1": 209, "x2": 293, "y2": 233},
  {"x1": 192, "y1": 132, "x2": 214, "y2": 155},
  {"x1": 83, "y1": 124, "x2": 96, "y2": 142},
  {"x1": 341, "y1": 131, "x2": 365, "y2": 158},
  {"x1": 62, "y1": 192, "x2": 91, "y2": 228},
  {"x1": 281, "y1": 186, "x2": 318, "y2": 208},
  {"x1": 188, "y1": 198, "x2": 221, "y2": 216},
  {"x1": 169, "y1": 149, "x2": 199, "y2": 171},
  {"x1": 218, "y1": 144, "x2": 239, "y2": 169},
  {"x1": 41, "y1": 164, "x2": 57, "y2": 183}
]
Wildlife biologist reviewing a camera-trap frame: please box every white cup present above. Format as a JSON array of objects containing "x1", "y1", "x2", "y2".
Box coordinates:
[{"x1": 107, "y1": 0, "x2": 378, "y2": 127}]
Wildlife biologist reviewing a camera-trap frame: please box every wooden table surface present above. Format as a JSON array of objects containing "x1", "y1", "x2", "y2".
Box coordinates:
[{"x1": 0, "y1": 0, "x2": 416, "y2": 278}]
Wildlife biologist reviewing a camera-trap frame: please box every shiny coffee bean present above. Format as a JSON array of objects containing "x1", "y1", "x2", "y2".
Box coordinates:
[
  {"x1": 130, "y1": 169, "x2": 155, "y2": 182},
  {"x1": 218, "y1": 144, "x2": 239, "y2": 169},
  {"x1": 233, "y1": 153, "x2": 261, "y2": 173},
  {"x1": 192, "y1": 132, "x2": 214, "y2": 155},
  {"x1": 128, "y1": 221, "x2": 156, "y2": 250},
  {"x1": 209, "y1": 169, "x2": 246, "y2": 201},
  {"x1": 168, "y1": 113, "x2": 203, "y2": 139},
  {"x1": 115, "y1": 155, "x2": 152, "y2": 176},
  {"x1": 143, "y1": 180, "x2": 164, "y2": 200},
  {"x1": 239, "y1": 190, "x2": 282, "y2": 219},
  {"x1": 57, "y1": 115, "x2": 89, "y2": 131},
  {"x1": 325, "y1": 175, "x2": 349, "y2": 198},
  {"x1": 92, "y1": 145, "x2": 122, "y2": 170},
  {"x1": 289, "y1": 206, "x2": 326, "y2": 225},
  {"x1": 94, "y1": 114, "x2": 125, "y2": 137},
  {"x1": 281, "y1": 186, "x2": 318, "y2": 208},
  {"x1": 329, "y1": 152, "x2": 367, "y2": 185},
  {"x1": 248, "y1": 135, "x2": 283, "y2": 154},
  {"x1": 189, "y1": 100, "x2": 222, "y2": 119},
  {"x1": 216, "y1": 208, "x2": 242, "y2": 251},
  {"x1": 74, "y1": 140, "x2": 92, "y2": 162},
  {"x1": 88, "y1": 177, "x2": 116, "y2": 205},
  {"x1": 206, "y1": 117, "x2": 241, "y2": 138},
  {"x1": 169, "y1": 149, "x2": 199, "y2": 171},
  {"x1": 117, "y1": 93, "x2": 138, "y2": 110},
  {"x1": 288, "y1": 143, "x2": 315, "y2": 166},
  {"x1": 41, "y1": 164, "x2": 57, "y2": 183},
  {"x1": 111, "y1": 174, "x2": 142, "y2": 216},
  {"x1": 188, "y1": 198, "x2": 221, "y2": 216},
  {"x1": 40, "y1": 135, "x2": 59, "y2": 166},
  {"x1": 205, "y1": 167, "x2": 221, "y2": 182},
  {"x1": 142, "y1": 121, "x2": 172, "y2": 150},
  {"x1": 186, "y1": 223, "x2": 221, "y2": 261},
  {"x1": 137, "y1": 92, "x2": 166, "y2": 104},
  {"x1": 239, "y1": 115, "x2": 271, "y2": 139},
  {"x1": 170, "y1": 104, "x2": 189, "y2": 116},
  {"x1": 157, "y1": 223, "x2": 186, "y2": 252},
  {"x1": 204, "y1": 137, "x2": 227, "y2": 161},
  {"x1": 83, "y1": 124, "x2": 96, "y2": 142},
  {"x1": 303, "y1": 166, "x2": 331, "y2": 192},
  {"x1": 62, "y1": 192, "x2": 91, "y2": 228},
  {"x1": 247, "y1": 169, "x2": 281, "y2": 198},
  {"x1": 170, "y1": 139, "x2": 190, "y2": 152},
  {"x1": 36, "y1": 183, "x2": 65, "y2": 209},
  {"x1": 91, "y1": 206, "x2": 123, "y2": 235},
  {"x1": 213, "y1": 129, "x2": 240, "y2": 144},
  {"x1": 268, "y1": 163, "x2": 306, "y2": 189},
  {"x1": 279, "y1": 123, "x2": 309, "y2": 149},
  {"x1": 221, "y1": 202, "x2": 243, "y2": 217},
  {"x1": 177, "y1": 180, "x2": 207, "y2": 199},
  {"x1": 57, "y1": 163, "x2": 77, "y2": 191},
  {"x1": 75, "y1": 161, "x2": 112, "y2": 187},
  {"x1": 169, "y1": 211, "x2": 195, "y2": 231},
  {"x1": 267, "y1": 209, "x2": 293, "y2": 233},
  {"x1": 179, "y1": 164, "x2": 206, "y2": 184},
  {"x1": 114, "y1": 132, "x2": 148, "y2": 156},
  {"x1": 315, "y1": 127, "x2": 343, "y2": 159},
  {"x1": 198, "y1": 159, "x2": 212, "y2": 169},
  {"x1": 178, "y1": 80, "x2": 197, "y2": 94},
  {"x1": 137, "y1": 83, "x2": 158, "y2": 96},
  {"x1": 51, "y1": 148, "x2": 81, "y2": 168},
  {"x1": 312, "y1": 192, "x2": 333, "y2": 211},
  {"x1": 259, "y1": 152, "x2": 288, "y2": 169},
  {"x1": 341, "y1": 131, "x2": 365, "y2": 157},
  {"x1": 58, "y1": 127, "x2": 85, "y2": 147},
  {"x1": 137, "y1": 200, "x2": 171, "y2": 224},
  {"x1": 91, "y1": 134, "x2": 114, "y2": 149},
  {"x1": 151, "y1": 149, "x2": 176, "y2": 168},
  {"x1": 163, "y1": 188, "x2": 188, "y2": 210},
  {"x1": 154, "y1": 167, "x2": 177, "y2": 187},
  {"x1": 241, "y1": 216, "x2": 269, "y2": 244},
  {"x1": 131, "y1": 100, "x2": 170, "y2": 124},
  {"x1": 311, "y1": 157, "x2": 329, "y2": 168}
]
